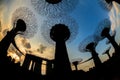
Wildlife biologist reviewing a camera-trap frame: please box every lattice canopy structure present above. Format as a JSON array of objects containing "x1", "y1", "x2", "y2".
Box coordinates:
[
  {"x1": 11, "y1": 7, "x2": 38, "y2": 39},
  {"x1": 94, "y1": 18, "x2": 111, "y2": 41},
  {"x1": 40, "y1": 15, "x2": 79, "y2": 45},
  {"x1": 31, "y1": 0, "x2": 79, "y2": 17},
  {"x1": 79, "y1": 35, "x2": 98, "y2": 53}
]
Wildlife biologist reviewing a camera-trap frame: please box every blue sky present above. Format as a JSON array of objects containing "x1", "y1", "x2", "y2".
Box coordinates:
[{"x1": 67, "y1": 0, "x2": 110, "y2": 61}]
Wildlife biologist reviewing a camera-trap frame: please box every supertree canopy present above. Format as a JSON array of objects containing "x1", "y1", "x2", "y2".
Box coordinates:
[
  {"x1": 31, "y1": 0, "x2": 79, "y2": 17},
  {"x1": 79, "y1": 35, "x2": 98, "y2": 53},
  {"x1": 98, "y1": 0, "x2": 112, "y2": 11},
  {"x1": 11, "y1": 7, "x2": 38, "y2": 39},
  {"x1": 40, "y1": 15, "x2": 79, "y2": 45},
  {"x1": 94, "y1": 18, "x2": 111, "y2": 41}
]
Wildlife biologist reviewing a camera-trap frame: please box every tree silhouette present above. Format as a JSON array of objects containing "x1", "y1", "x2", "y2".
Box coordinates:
[
  {"x1": 79, "y1": 35, "x2": 102, "y2": 68},
  {"x1": 106, "y1": 30, "x2": 116, "y2": 45},
  {"x1": 11, "y1": 7, "x2": 38, "y2": 39},
  {"x1": 71, "y1": 58, "x2": 82, "y2": 71},
  {"x1": 79, "y1": 57, "x2": 93, "y2": 64},
  {"x1": 50, "y1": 24, "x2": 72, "y2": 79},
  {"x1": 94, "y1": 18, "x2": 120, "y2": 56},
  {"x1": 31, "y1": 0, "x2": 79, "y2": 17},
  {"x1": 94, "y1": 18, "x2": 111, "y2": 41},
  {"x1": 40, "y1": 15, "x2": 79, "y2": 45}
]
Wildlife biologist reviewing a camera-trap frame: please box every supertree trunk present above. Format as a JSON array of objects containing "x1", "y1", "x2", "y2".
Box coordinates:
[{"x1": 50, "y1": 24, "x2": 72, "y2": 79}]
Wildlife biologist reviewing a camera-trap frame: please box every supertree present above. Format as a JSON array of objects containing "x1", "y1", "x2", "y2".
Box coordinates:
[
  {"x1": 31, "y1": 0, "x2": 79, "y2": 17},
  {"x1": 94, "y1": 18, "x2": 120, "y2": 56},
  {"x1": 79, "y1": 57, "x2": 93, "y2": 64},
  {"x1": 40, "y1": 15, "x2": 79, "y2": 45},
  {"x1": 106, "y1": 30, "x2": 116, "y2": 45},
  {"x1": 94, "y1": 18, "x2": 111, "y2": 41},
  {"x1": 98, "y1": 0, "x2": 120, "y2": 11},
  {"x1": 11, "y1": 7, "x2": 38, "y2": 39},
  {"x1": 79, "y1": 35, "x2": 102, "y2": 68},
  {"x1": 0, "y1": 19, "x2": 26, "y2": 64},
  {"x1": 50, "y1": 24, "x2": 72, "y2": 79},
  {"x1": 71, "y1": 58, "x2": 83, "y2": 71}
]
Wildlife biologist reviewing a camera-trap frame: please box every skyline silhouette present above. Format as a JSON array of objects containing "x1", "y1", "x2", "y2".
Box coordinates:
[{"x1": 0, "y1": 0, "x2": 120, "y2": 73}]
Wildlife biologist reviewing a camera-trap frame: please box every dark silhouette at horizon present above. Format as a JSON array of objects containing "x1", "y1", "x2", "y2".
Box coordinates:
[
  {"x1": 101, "y1": 27, "x2": 120, "y2": 57},
  {"x1": 0, "y1": 14, "x2": 120, "y2": 80}
]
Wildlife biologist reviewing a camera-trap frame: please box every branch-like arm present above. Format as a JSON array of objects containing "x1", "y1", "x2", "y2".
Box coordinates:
[
  {"x1": 79, "y1": 57, "x2": 93, "y2": 64},
  {"x1": 12, "y1": 37, "x2": 24, "y2": 55}
]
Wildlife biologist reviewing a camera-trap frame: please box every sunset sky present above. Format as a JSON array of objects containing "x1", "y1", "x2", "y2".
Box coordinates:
[{"x1": 0, "y1": 0, "x2": 120, "y2": 72}]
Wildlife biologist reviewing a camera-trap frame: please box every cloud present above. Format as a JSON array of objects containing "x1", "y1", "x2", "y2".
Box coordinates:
[
  {"x1": 21, "y1": 38, "x2": 31, "y2": 49},
  {"x1": 37, "y1": 44, "x2": 47, "y2": 53},
  {"x1": 35, "y1": 46, "x2": 55, "y2": 59},
  {"x1": 24, "y1": 42, "x2": 31, "y2": 49}
]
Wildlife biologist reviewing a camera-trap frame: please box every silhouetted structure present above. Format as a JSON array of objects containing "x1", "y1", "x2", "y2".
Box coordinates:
[
  {"x1": 40, "y1": 15, "x2": 79, "y2": 45},
  {"x1": 101, "y1": 27, "x2": 120, "y2": 56},
  {"x1": 94, "y1": 18, "x2": 120, "y2": 57},
  {"x1": 87, "y1": 43, "x2": 102, "y2": 68},
  {"x1": 72, "y1": 61, "x2": 79, "y2": 71},
  {"x1": 0, "y1": 19, "x2": 26, "y2": 64},
  {"x1": 0, "y1": 4, "x2": 120, "y2": 79},
  {"x1": 79, "y1": 35, "x2": 106, "y2": 79},
  {"x1": 50, "y1": 24, "x2": 72, "y2": 79},
  {"x1": 80, "y1": 57, "x2": 93, "y2": 64},
  {"x1": 22, "y1": 54, "x2": 53, "y2": 75},
  {"x1": 94, "y1": 18, "x2": 120, "y2": 55},
  {"x1": 12, "y1": 7, "x2": 38, "y2": 38},
  {"x1": 79, "y1": 35, "x2": 102, "y2": 68},
  {"x1": 71, "y1": 58, "x2": 82, "y2": 71}
]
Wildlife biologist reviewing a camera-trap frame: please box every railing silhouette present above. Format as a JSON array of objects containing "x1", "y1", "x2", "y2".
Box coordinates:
[{"x1": 22, "y1": 54, "x2": 53, "y2": 75}]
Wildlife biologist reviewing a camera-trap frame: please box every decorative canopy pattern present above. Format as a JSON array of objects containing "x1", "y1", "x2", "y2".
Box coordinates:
[
  {"x1": 11, "y1": 7, "x2": 38, "y2": 39},
  {"x1": 40, "y1": 15, "x2": 79, "y2": 45},
  {"x1": 31, "y1": 0, "x2": 79, "y2": 17},
  {"x1": 94, "y1": 18, "x2": 111, "y2": 41},
  {"x1": 79, "y1": 35, "x2": 98, "y2": 52}
]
